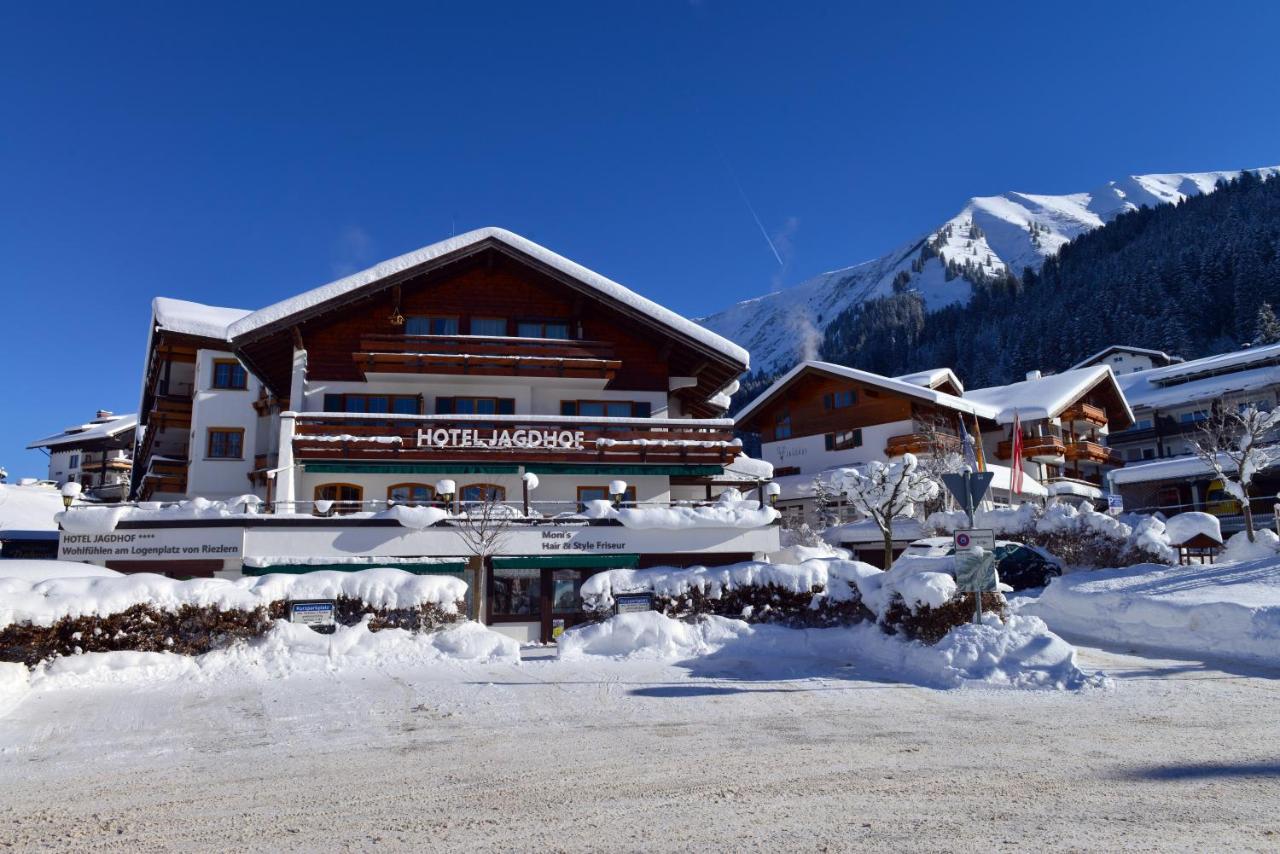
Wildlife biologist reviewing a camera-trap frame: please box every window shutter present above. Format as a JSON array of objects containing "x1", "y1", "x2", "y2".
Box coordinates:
[
  {"x1": 632, "y1": 401, "x2": 651, "y2": 418},
  {"x1": 323, "y1": 394, "x2": 342, "y2": 412},
  {"x1": 498, "y1": 398, "x2": 515, "y2": 415},
  {"x1": 561, "y1": 401, "x2": 577, "y2": 416},
  {"x1": 435, "y1": 397, "x2": 455, "y2": 414},
  {"x1": 854, "y1": 429, "x2": 863, "y2": 447},
  {"x1": 823, "y1": 394, "x2": 832, "y2": 410},
  {"x1": 825, "y1": 434, "x2": 834, "y2": 451}
]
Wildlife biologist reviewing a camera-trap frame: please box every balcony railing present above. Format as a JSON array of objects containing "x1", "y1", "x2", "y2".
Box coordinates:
[
  {"x1": 352, "y1": 334, "x2": 622, "y2": 381},
  {"x1": 1063, "y1": 439, "x2": 1122, "y2": 466},
  {"x1": 1060, "y1": 402, "x2": 1108, "y2": 426},
  {"x1": 885, "y1": 431, "x2": 961, "y2": 457},
  {"x1": 290, "y1": 411, "x2": 740, "y2": 465},
  {"x1": 996, "y1": 435, "x2": 1066, "y2": 460}
]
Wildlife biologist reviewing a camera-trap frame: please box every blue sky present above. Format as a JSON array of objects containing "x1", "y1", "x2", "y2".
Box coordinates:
[{"x1": 4, "y1": 1, "x2": 1280, "y2": 478}]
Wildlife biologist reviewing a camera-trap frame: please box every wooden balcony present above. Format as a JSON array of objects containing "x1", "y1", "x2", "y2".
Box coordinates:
[
  {"x1": 1060, "y1": 402, "x2": 1108, "y2": 427},
  {"x1": 292, "y1": 412, "x2": 740, "y2": 466},
  {"x1": 1063, "y1": 439, "x2": 1122, "y2": 466},
  {"x1": 147, "y1": 395, "x2": 193, "y2": 429},
  {"x1": 140, "y1": 458, "x2": 188, "y2": 496},
  {"x1": 885, "y1": 432, "x2": 961, "y2": 457},
  {"x1": 996, "y1": 435, "x2": 1066, "y2": 461},
  {"x1": 352, "y1": 334, "x2": 621, "y2": 381}
]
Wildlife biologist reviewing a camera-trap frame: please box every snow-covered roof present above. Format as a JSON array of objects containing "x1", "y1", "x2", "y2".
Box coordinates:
[
  {"x1": 895, "y1": 367, "x2": 964, "y2": 394},
  {"x1": 985, "y1": 463, "x2": 1047, "y2": 497},
  {"x1": 965, "y1": 365, "x2": 1132, "y2": 425},
  {"x1": 1139, "y1": 340, "x2": 1280, "y2": 387},
  {"x1": 1164, "y1": 511, "x2": 1223, "y2": 546},
  {"x1": 1069, "y1": 344, "x2": 1182, "y2": 371},
  {"x1": 737, "y1": 360, "x2": 992, "y2": 427},
  {"x1": 1046, "y1": 480, "x2": 1102, "y2": 500},
  {"x1": 1109, "y1": 454, "x2": 1219, "y2": 486},
  {"x1": 226, "y1": 227, "x2": 748, "y2": 368},
  {"x1": 27, "y1": 413, "x2": 138, "y2": 450},
  {"x1": 153, "y1": 297, "x2": 251, "y2": 341},
  {"x1": 1118, "y1": 361, "x2": 1280, "y2": 410},
  {"x1": 0, "y1": 483, "x2": 64, "y2": 533},
  {"x1": 723, "y1": 455, "x2": 774, "y2": 481}
]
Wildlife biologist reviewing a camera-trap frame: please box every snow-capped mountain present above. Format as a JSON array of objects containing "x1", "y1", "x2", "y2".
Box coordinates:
[{"x1": 700, "y1": 168, "x2": 1280, "y2": 378}]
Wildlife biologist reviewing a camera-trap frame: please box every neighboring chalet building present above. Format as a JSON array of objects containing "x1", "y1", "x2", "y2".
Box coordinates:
[
  {"x1": 1071, "y1": 344, "x2": 1183, "y2": 376},
  {"x1": 736, "y1": 361, "x2": 1132, "y2": 541},
  {"x1": 1108, "y1": 341, "x2": 1280, "y2": 524},
  {"x1": 88, "y1": 228, "x2": 776, "y2": 642},
  {"x1": 27, "y1": 410, "x2": 137, "y2": 500}
]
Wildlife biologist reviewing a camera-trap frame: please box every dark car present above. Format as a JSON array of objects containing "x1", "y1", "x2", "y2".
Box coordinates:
[{"x1": 904, "y1": 537, "x2": 1063, "y2": 591}]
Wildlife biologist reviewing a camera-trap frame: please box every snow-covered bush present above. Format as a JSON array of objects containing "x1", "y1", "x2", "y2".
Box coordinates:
[
  {"x1": 0, "y1": 569, "x2": 469, "y2": 666},
  {"x1": 925, "y1": 501, "x2": 1176, "y2": 568}
]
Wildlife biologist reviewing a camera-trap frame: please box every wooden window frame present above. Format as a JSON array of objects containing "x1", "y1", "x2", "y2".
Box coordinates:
[
  {"x1": 460, "y1": 483, "x2": 506, "y2": 503},
  {"x1": 205, "y1": 427, "x2": 245, "y2": 460},
  {"x1": 577, "y1": 484, "x2": 637, "y2": 510},
  {"x1": 515, "y1": 318, "x2": 573, "y2": 340},
  {"x1": 211, "y1": 359, "x2": 248, "y2": 390},
  {"x1": 822, "y1": 389, "x2": 857, "y2": 410},
  {"x1": 774, "y1": 410, "x2": 792, "y2": 440},
  {"x1": 405, "y1": 314, "x2": 460, "y2": 336},
  {"x1": 323, "y1": 393, "x2": 423, "y2": 415},
  {"x1": 560, "y1": 400, "x2": 651, "y2": 418},
  {"x1": 387, "y1": 482, "x2": 436, "y2": 506},
  {"x1": 824, "y1": 428, "x2": 863, "y2": 451},
  {"x1": 314, "y1": 482, "x2": 364, "y2": 514},
  {"x1": 467, "y1": 316, "x2": 509, "y2": 336},
  {"x1": 435, "y1": 396, "x2": 515, "y2": 416}
]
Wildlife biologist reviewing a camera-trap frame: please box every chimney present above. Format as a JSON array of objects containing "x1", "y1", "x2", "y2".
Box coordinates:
[
  {"x1": 96, "y1": 410, "x2": 113, "y2": 419},
  {"x1": 1025, "y1": 370, "x2": 1042, "y2": 381}
]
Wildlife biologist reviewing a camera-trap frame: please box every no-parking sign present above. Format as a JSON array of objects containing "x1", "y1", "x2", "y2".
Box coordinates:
[{"x1": 953, "y1": 529, "x2": 995, "y2": 552}]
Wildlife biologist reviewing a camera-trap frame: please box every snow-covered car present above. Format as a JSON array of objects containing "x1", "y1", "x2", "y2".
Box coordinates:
[{"x1": 903, "y1": 537, "x2": 1063, "y2": 591}]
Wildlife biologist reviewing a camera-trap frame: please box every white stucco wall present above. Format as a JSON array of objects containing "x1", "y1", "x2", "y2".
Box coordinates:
[
  {"x1": 187, "y1": 349, "x2": 261, "y2": 500},
  {"x1": 761, "y1": 420, "x2": 913, "y2": 476}
]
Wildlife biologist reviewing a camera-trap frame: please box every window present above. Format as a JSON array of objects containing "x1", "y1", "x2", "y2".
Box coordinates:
[
  {"x1": 560, "y1": 400, "x2": 650, "y2": 418},
  {"x1": 490, "y1": 567, "x2": 540, "y2": 619},
  {"x1": 1143, "y1": 448, "x2": 1156, "y2": 460},
  {"x1": 212, "y1": 360, "x2": 248, "y2": 390},
  {"x1": 550, "y1": 569, "x2": 589, "y2": 614},
  {"x1": 68, "y1": 454, "x2": 80, "y2": 469},
  {"x1": 824, "y1": 429, "x2": 862, "y2": 451},
  {"x1": 469, "y1": 316, "x2": 507, "y2": 336},
  {"x1": 436, "y1": 397, "x2": 516, "y2": 415},
  {"x1": 517, "y1": 320, "x2": 571, "y2": 339},
  {"x1": 822, "y1": 389, "x2": 857, "y2": 410},
  {"x1": 461, "y1": 483, "x2": 506, "y2": 503},
  {"x1": 1135, "y1": 419, "x2": 1153, "y2": 430},
  {"x1": 388, "y1": 483, "x2": 435, "y2": 506},
  {"x1": 405, "y1": 315, "x2": 459, "y2": 335},
  {"x1": 775, "y1": 411, "x2": 792, "y2": 440},
  {"x1": 323, "y1": 394, "x2": 421, "y2": 415},
  {"x1": 1179, "y1": 410, "x2": 1209, "y2": 424},
  {"x1": 577, "y1": 485, "x2": 637, "y2": 511},
  {"x1": 314, "y1": 483, "x2": 363, "y2": 514},
  {"x1": 206, "y1": 428, "x2": 244, "y2": 459}
]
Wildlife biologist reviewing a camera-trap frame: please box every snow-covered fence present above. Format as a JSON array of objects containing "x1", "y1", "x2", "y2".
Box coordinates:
[{"x1": 0, "y1": 569, "x2": 468, "y2": 667}]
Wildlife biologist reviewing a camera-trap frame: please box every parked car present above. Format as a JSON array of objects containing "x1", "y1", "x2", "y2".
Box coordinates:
[{"x1": 903, "y1": 537, "x2": 1063, "y2": 591}]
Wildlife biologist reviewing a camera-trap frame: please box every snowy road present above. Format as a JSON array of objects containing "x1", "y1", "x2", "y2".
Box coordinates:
[{"x1": 1, "y1": 644, "x2": 1278, "y2": 851}]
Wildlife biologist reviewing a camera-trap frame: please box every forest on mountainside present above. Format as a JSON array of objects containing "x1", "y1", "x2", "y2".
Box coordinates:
[{"x1": 734, "y1": 171, "x2": 1280, "y2": 407}]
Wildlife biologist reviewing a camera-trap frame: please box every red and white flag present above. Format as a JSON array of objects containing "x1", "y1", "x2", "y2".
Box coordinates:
[{"x1": 1010, "y1": 410, "x2": 1024, "y2": 495}]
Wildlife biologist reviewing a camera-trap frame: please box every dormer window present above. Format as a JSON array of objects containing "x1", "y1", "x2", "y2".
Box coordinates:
[{"x1": 406, "y1": 315, "x2": 458, "y2": 335}]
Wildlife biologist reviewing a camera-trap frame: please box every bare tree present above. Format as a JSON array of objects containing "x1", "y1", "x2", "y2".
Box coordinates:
[
  {"x1": 451, "y1": 490, "x2": 518, "y2": 619},
  {"x1": 913, "y1": 420, "x2": 965, "y2": 516},
  {"x1": 838, "y1": 453, "x2": 940, "y2": 568},
  {"x1": 1193, "y1": 404, "x2": 1280, "y2": 541}
]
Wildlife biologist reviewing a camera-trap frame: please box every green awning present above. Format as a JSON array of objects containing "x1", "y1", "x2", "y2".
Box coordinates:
[
  {"x1": 523, "y1": 463, "x2": 724, "y2": 476},
  {"x1": 243, "y1": 559, "x2": 468, "y2": 576},
  {"x1": 303, "y1": 463, "x2": 519, "y2": 475},
  {"x1": 491, "y1": 554, "x2": 640, "y2": 570}
]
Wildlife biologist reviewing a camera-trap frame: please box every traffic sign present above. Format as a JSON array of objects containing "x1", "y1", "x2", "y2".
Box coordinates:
[
  {"x1": 941, "y1": 471, "x2": 995, "y2": 516},
  {"x1": 955, "y1": 551, "x2": 998, "y2": 593},
  {"x1": 954, "y1": 528, "x2": 995, "y2": 552}
]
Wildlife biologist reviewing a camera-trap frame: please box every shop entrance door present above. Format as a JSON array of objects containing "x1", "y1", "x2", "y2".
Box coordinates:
[{"x1": 540, "y1": 567, "x2": 594, "y2": 643}]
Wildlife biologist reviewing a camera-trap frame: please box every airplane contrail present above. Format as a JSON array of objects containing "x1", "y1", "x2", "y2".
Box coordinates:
[{"x1": 719, "y1": 152, "x2": 784, "y2": 268}]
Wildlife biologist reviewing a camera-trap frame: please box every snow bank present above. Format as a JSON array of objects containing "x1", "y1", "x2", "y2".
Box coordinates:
[
  {"x1": 379, "y1": 504, "x2": 449, "y2": 530},
  {"x1": 612, "y1": 489, "x2": 778, "y2": 530},
  {"x1": 1221, "y1": 529, "x2": 1280, "y2": 563},
  {"x1": 16, "y1": 620, "x2": 519, "y2": 696},
  {"x1": 0, "y1": 483, "x2": 64, "y2": 533},
  {"x1": 58, "y1": 496, "x2": 264, "y2": 533},
  {"x1": 581, "y1": 560, "x2": 837, "y2": 612},
  {"x1": 559, "y1": 611, "x2": 1094, "y2": 690},
  {"x1": 0, "y1": 568, "x2": 467, "y2": 628},
  {"x1": 1025, "y1": 558, "x2": 1280, "y2": 667},
  {"x1": 0, "y1": 560, "x2": 122, "y2": 581}
]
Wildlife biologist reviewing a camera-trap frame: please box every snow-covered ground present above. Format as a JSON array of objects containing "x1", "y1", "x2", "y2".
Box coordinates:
[
  {"x1": 1023, "y1": 555, "x2": 1280, "y2": 667},
  {"x1": 1, "y1": 635, "x2": 1278, "y2": 849}
]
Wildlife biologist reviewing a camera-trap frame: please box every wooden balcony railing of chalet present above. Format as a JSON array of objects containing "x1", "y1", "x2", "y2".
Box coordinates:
[
  {"x1": 1063, "y1": 439, "x2": 1122, "y2": 466},
  {"x1": 1059, "y1": 402, "x2": 1108, "y2": 427},
  {"x1": 996, "y1": 435, "x2": 1067, "y2": 460},
  {"x1": 140, "y1": 458, "x2": 188, "y2": 496},
  {"x1": 885, "y1": 431, "x2": 961, "y2": 457},
  {"x1": 352, "y1": 334, "x2": 622, "y2": 381},
  {"x1": 291, "y1": 412, "x2": 740, "y2": 466}
]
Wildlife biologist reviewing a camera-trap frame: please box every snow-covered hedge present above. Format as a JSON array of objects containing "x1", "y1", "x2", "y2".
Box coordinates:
[
  {"x1": 0, "y1": 569, "x2": 468, "y2": 666},
  {"x1": 926, "y1": 501, "x2": 1176, "y2": 568},
  {"x1": 579, "y1": 556, "x2": 1005, "y2": 643}
]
